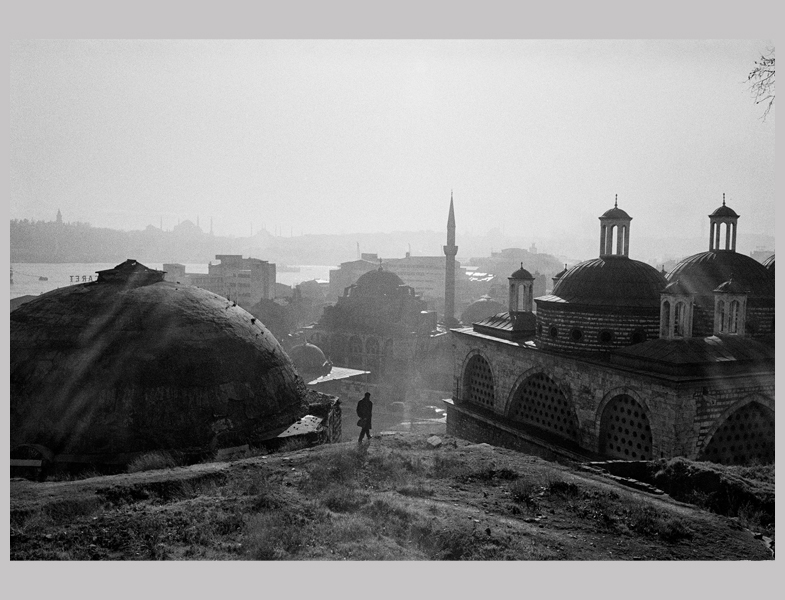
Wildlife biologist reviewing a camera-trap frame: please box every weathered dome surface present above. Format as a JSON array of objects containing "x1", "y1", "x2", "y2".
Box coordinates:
[
  {"x1": 600, "y1": 206, "x2": 632, "y2": 220},
  {"x1": 461, "y1": 297, "x2": 506, "y2": 325},
  {"x1": 352, "y1": 268, "x2": 406, "y2": 296},
  {"x1": 549, "y1": 257, "x2": 667, "y2": 307},
  {"x1": 666, "y1": 251, "x2": 774, "y2": 298},
  {"x1": 11, "y1": 267, "x2": 307, "y2": 460}
]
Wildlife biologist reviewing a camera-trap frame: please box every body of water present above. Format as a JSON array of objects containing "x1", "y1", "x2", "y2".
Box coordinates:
[{"x1": 10, "y1": 263, "x2": 335, "y2": 300}]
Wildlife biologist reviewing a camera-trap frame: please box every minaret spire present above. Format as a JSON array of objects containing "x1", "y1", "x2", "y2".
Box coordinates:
[{"x1": 443, "y1": 191, "x2": 459, "y2": 327}]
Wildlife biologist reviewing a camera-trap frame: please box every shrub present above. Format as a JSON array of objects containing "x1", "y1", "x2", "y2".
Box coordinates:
[
  {"x1": 127, "y1": 451, "x2": 178, "y2": 473},
  {"x1": 244, "y1": 512, "x2": 306, "y2": 560},
  {"x1": 657, "y1": 518, "x2": 693, "y2": 542},
  {"x1": 509, "y1": 479, "x2": 539, "y2": 509},
  {"x1": 321, "y1": 485, "x2": 369, "y2": 513}
]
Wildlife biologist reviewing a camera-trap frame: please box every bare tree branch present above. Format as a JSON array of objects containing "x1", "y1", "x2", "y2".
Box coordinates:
[{"x1": 748, "y1": 47, "x2": 775, "y2": 120}]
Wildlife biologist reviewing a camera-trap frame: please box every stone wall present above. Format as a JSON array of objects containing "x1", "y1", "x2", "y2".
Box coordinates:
[
  {"x1": 452, "y1": 329, "x2": 774, "y2": 461},
  {"x1": 535, "y1": 304, "x2": 659, "y2": 353}
]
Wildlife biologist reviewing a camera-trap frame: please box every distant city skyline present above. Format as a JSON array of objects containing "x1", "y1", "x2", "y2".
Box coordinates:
[{"x1": 11, "y1": 39, "x2": 775, "y2": 243}]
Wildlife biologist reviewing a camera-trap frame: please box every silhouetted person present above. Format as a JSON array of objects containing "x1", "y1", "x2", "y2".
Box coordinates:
[{"x1": 357, "y1": 392, "x2": 373, "y2": 443}]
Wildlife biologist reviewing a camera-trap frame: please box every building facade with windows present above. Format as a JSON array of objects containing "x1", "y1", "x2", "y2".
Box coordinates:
[{"x1": 164, "y1": 254, "x2": 276, "y2": 309}]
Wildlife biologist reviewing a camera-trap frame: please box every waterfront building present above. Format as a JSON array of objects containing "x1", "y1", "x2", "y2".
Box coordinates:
[{"x1": 164, "y1": 254, "x2": 276, "y2": 309}]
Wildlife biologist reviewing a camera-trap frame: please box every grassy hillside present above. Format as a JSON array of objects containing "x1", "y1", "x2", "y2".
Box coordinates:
[{"x1": 10, "y1": 433, "x2": 773, "y2": 560}]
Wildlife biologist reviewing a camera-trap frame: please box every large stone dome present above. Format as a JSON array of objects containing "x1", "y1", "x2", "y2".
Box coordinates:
[
  {"x1": 10, "y1": 260, "x2": 307, "y2": 462},
  {"x1": 550, "y1": 256, "x2": 667, "y2": 307},
  {"x1": 666, "y1": 251, "x2": 774, "y2": 298}
]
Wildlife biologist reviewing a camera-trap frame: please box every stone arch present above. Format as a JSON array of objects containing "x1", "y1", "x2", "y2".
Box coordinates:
[
  {"x1": 597, "y1": 390, "x2": 653, "y2": 460},
  {"x1": 506, "y1": 370, "x2": 579, "y2": 443},
  {"x1": 459, "y1": 350, "x2": 497, "y2": 411},
  {"x1": 365, "y1": 337, "x2": 379, "y2": 354},
  {"x1": 699, "y1": 396, "x2": 774, "y2": 465},
  {"x1": 503, "y1": 366, "x2": 573, "y2": 416}
]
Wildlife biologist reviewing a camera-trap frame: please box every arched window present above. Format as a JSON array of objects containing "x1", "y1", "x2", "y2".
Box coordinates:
[
  {"x1": 674, "y1": 302, "x2": 685, "y2": 337},
  {"x1": 600, "y1": 395, "x2": 653, "y2": 460},
  {"x1": 717, "y1": 300, "x2": 726, "y2": 333},
  {"x1": 462, "y1": 355, "x2": 495, "y2": 409},
  {"x1": 517, "y1": 284, "x2": 525, "y2": 311},
  {"x1": 729, "y1": 300, "x2": 740, "y2": 333},
  {"x1": 661, "y1": 300, "x2": 671, "y2": 336}
]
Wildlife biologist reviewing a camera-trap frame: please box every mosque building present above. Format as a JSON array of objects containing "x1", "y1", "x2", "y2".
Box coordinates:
[{"x1": 446, "y1": 196, "x2": 775, "y2": 466}]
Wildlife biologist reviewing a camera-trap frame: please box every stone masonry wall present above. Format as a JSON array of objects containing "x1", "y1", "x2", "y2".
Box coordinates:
[
  {"x1": 452, "y1": 329, "x2": 774, "y2": 460},
  {"x1": 536, "y1": 305, "x2": 659, "y2": 353}
]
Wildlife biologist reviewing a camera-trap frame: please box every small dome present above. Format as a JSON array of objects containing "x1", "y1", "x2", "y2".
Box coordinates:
[
  {"x1": 289, "y1": 342, "x2": 330, "y2": 374},
  {"x1": 353, "y1": 268, "x2": 406, "y2": 296},
  {"x1": 11, "y1": 261, "x2": 307, "y2": 460},
  {"x1": 461, "y1": 296, "x2": 506, "y2": 325},
  {"x1": 600, "y1": 206, "x2": 632, "y2": 220},
  {"x1": 710, "y1": 204, "x2": 739, "y2": 218},
  {"x1": 510, "y1": 264, "x2": 534, "y2": 280},
  {"x1": 550, "y1": 257, "x2": 666, "y2": 307},
  {"x1": 667, "y1": 251, "x2": 773, "y2": 298}
]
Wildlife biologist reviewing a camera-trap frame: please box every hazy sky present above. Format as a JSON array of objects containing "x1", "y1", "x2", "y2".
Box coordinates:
[{"x1": 10, "y1": 39, "x2": 775, "y2": 241}]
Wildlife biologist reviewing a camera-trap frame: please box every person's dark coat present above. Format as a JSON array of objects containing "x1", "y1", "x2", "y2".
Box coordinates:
[{"x1": 356, "y1": 394, "x2": 373, "y2": 429}]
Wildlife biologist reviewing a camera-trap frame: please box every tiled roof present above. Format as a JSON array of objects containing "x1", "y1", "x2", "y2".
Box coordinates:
[{"x1": 612, "y1": 335, "x2": 774, "y2": 366}]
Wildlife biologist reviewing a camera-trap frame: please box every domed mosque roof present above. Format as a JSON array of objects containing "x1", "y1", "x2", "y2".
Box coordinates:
[
  {"x1": 10, "y1": 260, "x2": 307, "y2": 460},
  {"x1": 461, "y1": 295, "x2": 507, "y2": 325},
  {"x1": 289, "y1": 342, "x2": 331, "y2": 375},
  {"x1": 666, "y1": 251, "x2": 774, "y2": 298},
  {"x1": 549, "y1": 257, "x2": 667, "y2": 308},
  {"x1": 352, "y1": 268, "x2": 406, "y2": 297}
]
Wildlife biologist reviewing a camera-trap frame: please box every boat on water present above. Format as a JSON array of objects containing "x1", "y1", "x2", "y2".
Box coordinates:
[{"x1": 39, "y1": 276, "x2": 48, "y2": 281}]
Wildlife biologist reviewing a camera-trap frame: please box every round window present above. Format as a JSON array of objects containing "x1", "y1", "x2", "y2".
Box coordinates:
[
  {"x1": 630, "y1": 329, "x2": 647, "y2": 344},
  {"x1": 549, "y1": 326, "x2": 559, "y2": 338},
  {"x1": 599, "y1": 330, "x2": 614, "y2": 344},
  {"x1": 570, "y1": 328, "x2": 583, "y2": 342}
]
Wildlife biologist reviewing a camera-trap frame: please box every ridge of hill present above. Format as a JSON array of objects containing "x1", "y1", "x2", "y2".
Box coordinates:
[{"x1": 10, "y1": 433, "x2": 773, "y2": 561}]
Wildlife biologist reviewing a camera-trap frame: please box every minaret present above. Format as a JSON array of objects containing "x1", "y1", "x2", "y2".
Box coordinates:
[{"x1": 443, "y1": 192, "x2": 459, "y2": 327}]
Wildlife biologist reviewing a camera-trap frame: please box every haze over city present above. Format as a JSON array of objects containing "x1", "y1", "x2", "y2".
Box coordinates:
[{"x1": 10, "y1": 39, "x2": 775, "y2": 260}]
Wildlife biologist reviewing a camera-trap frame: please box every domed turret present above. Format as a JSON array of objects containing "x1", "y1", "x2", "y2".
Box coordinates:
[
  {"x1": 664, "y1": 198, "x2": 774, "y2": 338},
  {"x1": 11, "y1": 260, "x2": 307, "y2": 464},
  {"x1": 708, "y1": 194, "x2": 739, "y2": 251},
  {"x1": 599, "y1": 195, "x2": 632, "y2": 257},
  {"x1": 536, "y1": 201, "x2": 666, "y2": 352}
]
